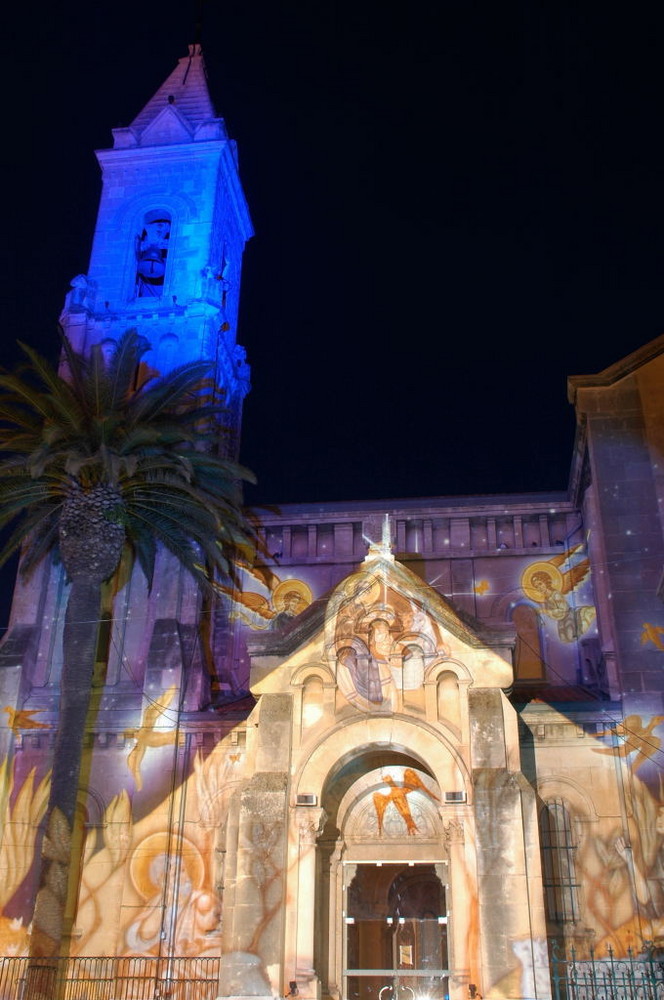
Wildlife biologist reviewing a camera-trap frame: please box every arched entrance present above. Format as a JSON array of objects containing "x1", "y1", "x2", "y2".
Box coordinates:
[{"x1": 313, "y1": 747, "x2": 453, "y2": 1000}]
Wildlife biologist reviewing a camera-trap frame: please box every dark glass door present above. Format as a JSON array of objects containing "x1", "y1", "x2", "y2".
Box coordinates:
[{"x1": 344, "y1": 864, "x2": 449, "y2": 1000}]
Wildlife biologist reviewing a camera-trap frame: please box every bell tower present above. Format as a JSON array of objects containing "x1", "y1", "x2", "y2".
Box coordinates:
[
  {"x1": 60, "y1": 44, "x2": 253, "y2": 456},
  {"x1": 0, "y1": 45, "x2": 255, "y2": 738}
]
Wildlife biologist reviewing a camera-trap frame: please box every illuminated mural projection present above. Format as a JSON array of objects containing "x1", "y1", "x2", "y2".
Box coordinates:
[
  {"x1": 372, "y1": 769, "x2": 440, "y2": 836},
  {"x1": 124, "y1": 686, "x2": 184, "y2": 791},
  {"x1": 1, "y1": 39, "x2": 664, "y2": 1000},
  {"x1": 0, "y1": 500, "x2": 661, "y2": 999},
  {"x1": 226, "y1": 571, "x2": 314, "y2": 630},
  {"x1": 641, "y1": 623, "x2": 664, "y2": 651},
  {"x1": 520, "y1": 545, "x2": 596, "y2": 643}
]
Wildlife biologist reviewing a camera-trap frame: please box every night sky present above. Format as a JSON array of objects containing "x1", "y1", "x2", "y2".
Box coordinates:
[{"x1": 2, "y1": 1, "x2": 664, "y2": 511}]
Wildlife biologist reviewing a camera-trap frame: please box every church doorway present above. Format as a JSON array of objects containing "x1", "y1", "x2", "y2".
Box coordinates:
[
  {"x1": 309, "y1": 743, "x2": 459, "y2": 1000},
  {"x1": 343, "y1": 863, "x2": 449, "y2": 1000}
]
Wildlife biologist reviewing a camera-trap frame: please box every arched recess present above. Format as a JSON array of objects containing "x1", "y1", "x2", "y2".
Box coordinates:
[
  {"x1": 345, "y1": 862, "x2": 449, "y2": 1000},
  {"x1": 290, "y1": 663, "x2": 336, "y2": 741},
  {"x1": 436, "y1": 671, "x2": 462, "y2": 735},
  {"x1": 536, "y1": 776, "x2": 599, "y2": 823},
  {"x1": 302, "y1": 675, "x2": 325, "y2": 729},
  {"x1": 423, "y1": 658, "x2": 471, "y2": 736},
  {"x1": 489, "y1": 591, "x2": 545, "y2": 682},
  {"x1": 392, "y1": 631, "x2": 441, "y2": 659},
  {"x1": 289, "y1": 721, "x2": 471, "y2": 1000},
  {"x1": 291, "y1": 663, "x2": 336, "y2": 687},
  {"x1": 535, "y1": 780, "x2": 595, "y2": 947},
  {"x1": 108, "y1": 191, "x2": 197, "y2": 305},
  {"x1": 538, "y1": 799, "x2": 580, "y2": 925},
  {"x1": 512, "y1": 603, "x2": 545, "y2": 680},
  {"x1": 423, "y1": 657, "x2": 472, "y2": 685}
]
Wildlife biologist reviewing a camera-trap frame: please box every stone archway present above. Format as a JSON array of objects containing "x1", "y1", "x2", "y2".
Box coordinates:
[{"x1": 312, "y1": 747, "x2": 453, "y2": 1000}]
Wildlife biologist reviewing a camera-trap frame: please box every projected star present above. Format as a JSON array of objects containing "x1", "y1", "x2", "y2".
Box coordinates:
[
  {"x1": 3, "y1": 707, "x2": 49, "y2": 731},
  {"x1": 640, "y1": 623, "x2": 664, "y2": 651}
]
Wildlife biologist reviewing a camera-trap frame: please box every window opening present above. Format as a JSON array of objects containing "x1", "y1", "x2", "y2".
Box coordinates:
[
  {"x1": 135, "y1": 210, "x2": 171, "y2": 297},
  {"x1": 402, "y1": 645, "x2": 425, "y2": 690},
  {"x1": 540, "y1": 800, "x2": 579, "y2": 923}
]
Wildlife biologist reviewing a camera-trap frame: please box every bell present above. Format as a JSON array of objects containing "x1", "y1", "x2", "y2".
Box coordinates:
[{"x1": 137, "y1": 249, "x2": 166, "y2": 279}]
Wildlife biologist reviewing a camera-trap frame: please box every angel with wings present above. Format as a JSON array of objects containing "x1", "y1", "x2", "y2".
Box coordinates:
[
  {"x1": 373, "y1": 769, "x2": 440, "y2": 836},
  {"x1": 124, "y1": 685, "x2": 184, "y2": 791},
  {"x1": 592, "y1": 714, "x2": 664, "y2": 774},
  {"x1": 521, "y1": 544, "x2": 596, "y2": 643}
]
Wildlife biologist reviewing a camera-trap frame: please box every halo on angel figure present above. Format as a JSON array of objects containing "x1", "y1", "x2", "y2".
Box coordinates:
[
  {"x1": 272, "y1": 579, "x2": 313, "y2": 613},
  {"x1": 520, "y1": 561, "x2": 564, "y2": 603},
  {"x1": 129, "y1": 831, "x2": 205, "y2": 900}
]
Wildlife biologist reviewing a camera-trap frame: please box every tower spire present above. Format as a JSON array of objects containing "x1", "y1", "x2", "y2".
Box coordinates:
[
  {"x1": 125, "y1": 44, "x2": 218, "y2": 141},
  {"x1": 59, "y1": 45, "x2": 253, "y2": 460}
]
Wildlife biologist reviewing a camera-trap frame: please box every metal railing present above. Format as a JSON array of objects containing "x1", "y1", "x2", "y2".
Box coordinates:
[
  {"x1": 551, "y1": 941, "x2": 664, "y2": 1000},
  {"x1": 0, "y1": 956, "x2": 221, "y2": 1000}
]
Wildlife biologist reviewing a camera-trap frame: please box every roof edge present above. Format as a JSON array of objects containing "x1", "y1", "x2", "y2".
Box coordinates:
[{"x1": 567, "y1": 333, "x2": 664, "y2": 403}]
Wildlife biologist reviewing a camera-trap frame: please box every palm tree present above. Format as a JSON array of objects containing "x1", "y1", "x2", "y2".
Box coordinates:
[{"x1": 0, "y1": 330, "x2": 255, "y2": 983}]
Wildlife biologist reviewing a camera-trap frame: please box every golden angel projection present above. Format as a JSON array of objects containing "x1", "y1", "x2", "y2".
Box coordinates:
[
  {"x1": 641, "y1": 622, "x2": 664, "y2": 651},
  {"x1": 520, "y1": 543, "x2": 596, "y2": 642},
  {"x1": 592, "y1": 714, "x2": 664, "y2": 774},
  {"x1": 373, "y1": 769, "x2": 440, "y2": 836},
  {"x1": 217, "y1": 558, "x2": 313, "y2": 632},
  {"x1": 3, "y1": 706, "x2": 50, "y2": 731},
  {"x1": 124, "y1": 685, "x2": 184, "y2": 791}
]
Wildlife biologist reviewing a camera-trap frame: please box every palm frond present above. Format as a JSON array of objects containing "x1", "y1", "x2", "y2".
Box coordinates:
[
  {"x1": 0, "y1": 332, "x2": 256, "y2": 589},
  {"x1": 19, "y1": 518, "x2": 61, "y2": 577},
  {"x1": 59, "y1": 331, "x2": 91, "y2": 405},
  {"x1": 128, "y1": 530, "x2": 157, "y2": 591},
  {"x1": 87, "y1": 344, "x2": 110, "y2": 416},
  {"x1": 0, "y1": 402, "x2": 44, "y2": 433},
  {"x1": 0, "y1": 500, "x2": 61, "y2": 570},
  {"x1": 106, "y1": 330, "x2": 151, "y2": 409},
  {"x1": 0, "y1": 372, "x2": 53, "y2": 421},
  {"x1": 17, "y1": 341, "x2": 89, "y2": 431},
  {"x1": 124, "y1": 506, "x2": 216, "y2": 592},
  {"x1": 129, "y1": 362, "x2": 213, "y2": 424}
]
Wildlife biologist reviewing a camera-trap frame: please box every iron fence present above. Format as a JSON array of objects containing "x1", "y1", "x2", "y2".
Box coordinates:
[
  {"x1": 551, "y1": 942, "x2": 664, "y2": 1000},
  {"x1": 0, "y1": 955, "x2": 221, "y2": 1000}
]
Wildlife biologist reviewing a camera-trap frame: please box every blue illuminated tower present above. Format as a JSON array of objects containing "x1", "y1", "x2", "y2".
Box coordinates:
[
  {"x1": 0, "y1": 47, "x2": 254, "y2": 734},
  {"x1": 60, "y1": 44, "x2": 253, "y2": 457}
]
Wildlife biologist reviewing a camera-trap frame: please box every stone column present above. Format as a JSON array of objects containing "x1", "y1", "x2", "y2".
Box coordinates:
[
  {"x1": 473, "y1": 769, "x2": 551, "y2": 999},
  {"x1": 338, "y1": 860, "x2": 356, "y2": 1000},
  {"x1": 291, "y1": 807, "x2": 327, "y2": 997},
  {"x1": 468, "y1": 687, "x2": 552, "y2": 998},
  {"x1": 444, "y1": 819, "x2": 471, "y2": 1000},
  {"x1": 314, "y1": 839, "x2": 342, "y2": 1000},
  {"x1": 218, "y1": 695, "x2": 292, "y2": 1000}
]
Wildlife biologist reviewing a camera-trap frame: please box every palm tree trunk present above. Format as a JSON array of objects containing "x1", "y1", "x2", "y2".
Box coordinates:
[{"x1": 25, "y1": 576, "x2": 102, "y2": 999}]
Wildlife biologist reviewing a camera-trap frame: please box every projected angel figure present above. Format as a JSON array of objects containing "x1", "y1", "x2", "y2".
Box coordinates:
[
  {"x1": 592, "y1": 714, "x2": 664, "y2": 774},
  {"x1": 520, "y1": 544, "x2": 596, "y2": 642},
  {"x1": 373, "y1": 769, "x2": 440, "y2": 836},
  {"x1": 124, "y1": 685, "x2": 184, "y2": 791}
]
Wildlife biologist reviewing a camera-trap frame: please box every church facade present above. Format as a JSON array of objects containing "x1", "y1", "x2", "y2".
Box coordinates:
[{"x1": 0, "y1": 46, "x2": 664, "y2": 1000}]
